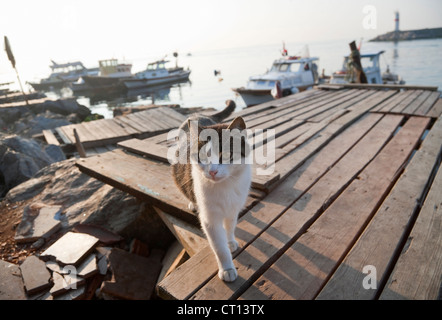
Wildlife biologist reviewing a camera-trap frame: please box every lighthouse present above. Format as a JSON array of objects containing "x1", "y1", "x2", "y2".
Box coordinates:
[{"x1": 394, "y1": 11, "x2": 400, "y2": 32}]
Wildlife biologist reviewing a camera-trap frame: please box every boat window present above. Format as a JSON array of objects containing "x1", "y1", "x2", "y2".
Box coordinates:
[{"x1": 279, "y1": 64, "x2": 289, "y2": 72}]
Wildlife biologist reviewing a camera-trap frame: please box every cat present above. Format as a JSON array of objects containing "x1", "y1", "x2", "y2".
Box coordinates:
[{"x1": 172, "y1": 100, "x2": 252, "y2": 282}]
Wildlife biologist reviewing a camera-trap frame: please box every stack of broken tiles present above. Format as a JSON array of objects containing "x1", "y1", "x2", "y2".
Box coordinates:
[{"x1": 20, "y1": 231, "x2": 100, "y2": 300}]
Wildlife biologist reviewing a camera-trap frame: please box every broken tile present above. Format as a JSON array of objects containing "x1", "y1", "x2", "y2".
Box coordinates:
[
  {"x1": 53, "y1": 286, "x2": 86, "y2": 300},
  {"x1": 41, "y1": 232, "x2": 99, "y2": 266},
  {"x1": 50, "y1": 271, "x2": 85, "y2": 297},
  {"x1": 19, "y1": 255, "x2": 52, "y2": 295},
  {"x1": 15, "y1": 205, "x2": 62, "y2": 243},
  {"x1": 100, "y1": 248, "x2": 162, "y2": 300},
  {"x1": 0, "y1": 259, "x2": 27, "y2": 300},
  {"x1": 74, "y1": 224, "x2": 123, "y2": 245},
  {"x1": 77, "y1": 254, "x2": 98, "y2": 278}
]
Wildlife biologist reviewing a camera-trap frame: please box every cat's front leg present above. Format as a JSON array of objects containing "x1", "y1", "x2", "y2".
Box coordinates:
[
  {"x1": 224, "y1": 217, "x2": 239, "y2": 253},
  {"x1": 201, "y1": 220, "x2": 238, "y2": 282}
]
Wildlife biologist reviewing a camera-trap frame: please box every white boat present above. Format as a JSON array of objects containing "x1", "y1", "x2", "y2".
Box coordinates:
[
  {"x1": 123, "y1": 60, "x2": 191, "y2": 90},
  {"x1": 330, "y1": 51, "x2": 405, "y2": 85},
  {"x1": 233, "y1": 54, "x2": 320, "y2": 107},
  {"x1": 28, "y1": 60, "x2": 99, "y2": 91}
]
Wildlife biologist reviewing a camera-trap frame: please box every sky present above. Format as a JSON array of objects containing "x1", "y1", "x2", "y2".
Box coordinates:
[{"x1": 1, "y1": 0, "x2": 441, "y2": 81}]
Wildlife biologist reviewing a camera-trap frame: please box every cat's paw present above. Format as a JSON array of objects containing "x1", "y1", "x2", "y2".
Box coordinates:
[
  {"x1": 228, "y1": 240, "x2": 239, "y2": 253},
  {"x1": 188, "y1": 202, "x2": 197, "y2": 212},
  {"x1": 218, "y1": 268, "x2": 238, "y2": 282}
]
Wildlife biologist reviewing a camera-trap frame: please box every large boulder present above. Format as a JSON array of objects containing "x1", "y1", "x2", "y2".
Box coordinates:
[
  {"x1": 0, "y1": 135, "x2": 65, "y2": 194},
  {"x1": 4, "y1": 159, "x2": 174, "y2": 248}
]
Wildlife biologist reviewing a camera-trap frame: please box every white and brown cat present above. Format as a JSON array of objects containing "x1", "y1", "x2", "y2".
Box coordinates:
[{"x1": 172, "y1": 100, "x2": 251, "y2": 282}]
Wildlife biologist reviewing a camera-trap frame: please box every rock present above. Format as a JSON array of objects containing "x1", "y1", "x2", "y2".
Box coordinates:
[
  {"x1": 41, "y1": 232, "x2": 99, "y2": 266},
  {"x1": 100, "y1": 248, "x2": 162, "y2": 300},
  {"x1": 0, "y1": 259, "x2": 27, "y2": 300},
  {"x1": 0, "y1": 135, "x2": 65, "y2": 194},
  {"x1": 50, "y1": 270, "x2": 85, "y2": 297},
  {"x1": 34, "y1": 98, "x2": 91, "y2": 121},
  {"x1": 4, "y1": 159, "x2": 174, "y2": 248},
  {"x1": 19, "y1": 255, "x2": 52, "y2": 295},
  {"x1": 15, "y1": 204, "x2": 62, "y2": 243}
]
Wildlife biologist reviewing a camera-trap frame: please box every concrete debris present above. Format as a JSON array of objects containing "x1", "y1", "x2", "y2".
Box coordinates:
[
  {"x1": 19, "y1": 255, "x2": 51, "y2": 295},
  {"x1": 15, "y1": 205, "x2": 62, "y2": 243},
  {"x1": 0, "y1": 259, "x2": 27, "y2": 300},
  {"x1": 41, "y1": 232, "x2": 99, "y2": 266}
]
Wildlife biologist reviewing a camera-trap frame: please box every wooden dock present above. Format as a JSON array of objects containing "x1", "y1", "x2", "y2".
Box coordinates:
[
  {"x1": 76, "y1": 86, "x2": 442, "y2": 300},
  {"x1": 43, "y1": 106, "x2": 187, "y2": 154}
]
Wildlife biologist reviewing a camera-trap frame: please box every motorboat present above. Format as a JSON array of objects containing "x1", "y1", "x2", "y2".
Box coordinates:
[
  {"x1": 232, "y1": 54, "x2": 319, "y2": 107},
  {"x1": 28, "y1": 60, "x2": 99, "y2": 91},
  {"x1": 123, "y1": 59, "x2": 190, "y2": 90},
  {"x1": 72, "y1": 58, "x2": 132, "y2": 93},
  {"x1": 330, "y1": 51, "x2": 405, "y2": 85}
]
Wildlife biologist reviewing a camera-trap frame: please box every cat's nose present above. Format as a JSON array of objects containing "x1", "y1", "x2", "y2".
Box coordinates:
[{"x1": 209, "y1": 170, "x2": 218, "y2": 179}]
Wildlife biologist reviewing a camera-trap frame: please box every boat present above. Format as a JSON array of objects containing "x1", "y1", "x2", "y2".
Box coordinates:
[
  {"x1": 73, "y1": 58, "x2": 133, "y2": 93},
  {"x1": 122, "y1": 59, "x2": 191, "y2": 90},
  {"x1": 329, "y1": 51, "x2": 405, "y2": 85},
  {"x1": 232, "y1": 52, "x2": 320, "y2": 107},
  {"x1": 28, "y1": 60, "x2": 99, "y2": 91}
]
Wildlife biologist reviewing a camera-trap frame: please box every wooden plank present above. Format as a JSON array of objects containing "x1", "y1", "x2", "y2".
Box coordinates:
[
  {"x1": 372, "y1": 90, "x2": 410, "y2": 112},
  {"x1": 76, "y1": 149, "x2": 198, "y2": 225},
  {"x1": 427, "y1": 98, "x2": 442, "y2": 118},
  {"x1": 189, "y1": 114, "x2": 404, "y2": 300},
  {"x1": 112, "y1": 116, "x2": 142, "y2": 135},
  {"x1": 156, "y1": 112, "x2": 391, "y2": 300},
  {"x1": 318, "y1": 83, "x2": 439, "y2": 91},
  {"x1": 390, "y1": 90, "x2": 423, "y2": 114},
  {"x1": 379, "y1": 162, "x2": 442, "y2": 299},
  {"x1": 137, "y1": 109, "x2": 172, "y2": 130},
  {"x1": 117, "y1": 138, "x2": 170, "y2": 163},
  {"x1": 401, "y1": 90, "x2": 433, "y2": 114},
  {"x1": 253, "y1": 90, "x2": 398, "y2": 191},
  {"x1": 225, "y1": 89, "x2": 328, "y2": 121},
  {"x1": 155, "y1": 107, "x2": 187, "y2": 124},
  {"x1": 317, "y1": 115, "x2": 442, "y2": 300},
  {"x1": 244, "y1": 90, "x2": 351, "y2": 128},
  {"x1": 42, "y1": 129, "x2": 60, "y2": 146},
  {"x1": 155, "y1": 208, "x2": 207, "y2": 257},
  {"x1": 241, "y1": 117, "x2": 429, "y2": 300},
  {"x1": 414, "y1": 91, "x2": 441, "y2": 116},
  {"x1": 55, "y1": 126, "x2": 74, "y2": 144},
  {"x1": 73, "y1": 128, "x2": 87, "y2": 158}
]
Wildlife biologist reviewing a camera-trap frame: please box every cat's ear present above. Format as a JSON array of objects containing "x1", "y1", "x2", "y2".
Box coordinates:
[{"x1": 227, "y1": 117, "x2": 246, "y2": 130}]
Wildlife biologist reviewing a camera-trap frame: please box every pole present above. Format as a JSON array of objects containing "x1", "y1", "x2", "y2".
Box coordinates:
[{"x1": 4, "y1": 36, "x2": 29, "y2": 105}]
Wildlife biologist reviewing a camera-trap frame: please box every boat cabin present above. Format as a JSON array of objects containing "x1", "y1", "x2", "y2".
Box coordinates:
[
  {"x1": 99, "y1": 59, "x2": 132, "y2": 77},
  {"x1": 331, "y1": 51, "x2": 384, "y2": 84},
  {"x1": 135, "y1": 60, "x2": 170, "y2": 79},
  {"x1": 247, "y1": 57, "x2": 319, "y2": 91}
]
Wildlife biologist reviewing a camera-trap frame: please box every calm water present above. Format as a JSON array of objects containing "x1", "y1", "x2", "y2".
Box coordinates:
[{"x1": 10, "y1": 38, "x2": 442, "y2": 118}]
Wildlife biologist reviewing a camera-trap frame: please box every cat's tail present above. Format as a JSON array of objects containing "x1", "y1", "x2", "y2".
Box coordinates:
[{"x1": 209, "y1": 100, "x2": 236, "y2": 123}]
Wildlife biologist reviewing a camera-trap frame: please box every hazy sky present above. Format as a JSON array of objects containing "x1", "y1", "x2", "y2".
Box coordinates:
[{"x1": 1, "y1": 0, "x2": 441, "y2": 79}]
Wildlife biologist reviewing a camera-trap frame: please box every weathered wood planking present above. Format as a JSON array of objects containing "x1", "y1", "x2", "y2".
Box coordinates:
[
  {"x1": 157, "y1": 113, "x2": 399, "y2": 300},
  {"x1": 76, "y1": 149, "x2": 199, "y2": 225},
  {"x1": 317, "y1": 115, "x2": 442, "y2": 300},
  {"x1": 45, "y1": 107, "x2": 185, "y2": 148},
  {"x1": 240, "y1": 117, "x2": 429, "y2": 300},
  {"x1": 189, "y1": 114, "x2": 405, "y2": 300},
  {"x1": 380, "y1": 155, "x2": 442, "y2": 299}
]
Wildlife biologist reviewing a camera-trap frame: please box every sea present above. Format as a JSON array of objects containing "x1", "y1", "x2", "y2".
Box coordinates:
[{"x1": 8, "y1": 38, "x2": 442, "y2": 118}]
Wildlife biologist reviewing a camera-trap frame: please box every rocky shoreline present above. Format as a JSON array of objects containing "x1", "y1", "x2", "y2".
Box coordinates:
[
  {"x1": 0, "y1": 98, "x2": 182, "y2": 299},
  {"x1": 370, "y1": 27, "x2": 442, "y2": 42}
]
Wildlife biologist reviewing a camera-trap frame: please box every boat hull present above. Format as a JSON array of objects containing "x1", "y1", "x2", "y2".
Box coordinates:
[
  {"x1": 233, "y1": 85, "x2": 310, "y2": 107},
  {"x1": 123, "y1": 71, "x2": 191, "y2": 89}
]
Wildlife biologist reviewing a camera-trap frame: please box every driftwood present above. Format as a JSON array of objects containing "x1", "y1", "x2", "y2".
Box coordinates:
[{"x1": 349, "y1": 41, "x2": 367, "y2": 84}]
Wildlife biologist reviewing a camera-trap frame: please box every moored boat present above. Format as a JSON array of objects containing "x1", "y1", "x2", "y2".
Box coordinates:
[
  {"x1": 123, "y1": 59, "x2": 190, "y2": 90},
  {"x1": 28, "y1": 60, "x2": 99, "y2": 91},
  {"x1": 232, "y1": 48, "x2": 319, "y2": 107}
]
